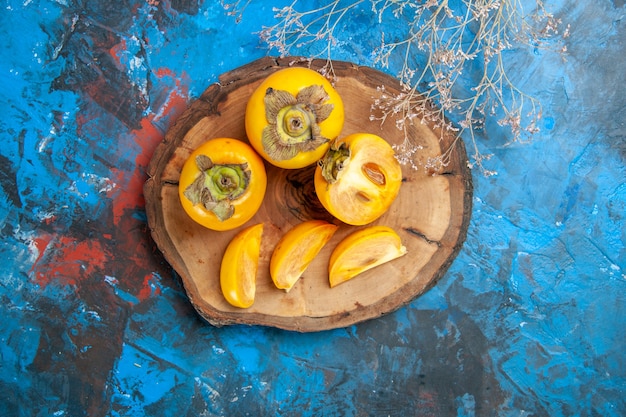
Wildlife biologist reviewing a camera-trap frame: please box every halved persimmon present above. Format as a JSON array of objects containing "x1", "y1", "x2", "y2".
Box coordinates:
[{"x1": 314, "y1": 133, "x2": 402, "y2": 225}]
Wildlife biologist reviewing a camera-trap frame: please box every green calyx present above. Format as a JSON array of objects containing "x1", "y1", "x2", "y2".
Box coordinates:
[
  {"x1": 262, "y1": 85, "x2": 334, "y2": 161},
  {"x1": 278, "y1": 105, "x2": 316, "y2": 141},
  {"x1": 318, "y1": 141, "x2": 350, "y2": 184},
  {"x1": 183, "y1": 154, "x2": 250, "y2": 221}
]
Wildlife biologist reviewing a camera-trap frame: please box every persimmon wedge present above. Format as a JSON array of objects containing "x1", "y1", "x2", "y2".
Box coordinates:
[
  {"x1": 220, "y1": 223, "x2": 264, "y2": 308},
  {"x1": 270, "y1": 220, "x2": 338, "y2": 292},
  {"x1": 315, "y1": 133, "x2": 402, "y2": 226},
  {"x1": 329, "y1": 226, "x2": 407, "y2": 288}
]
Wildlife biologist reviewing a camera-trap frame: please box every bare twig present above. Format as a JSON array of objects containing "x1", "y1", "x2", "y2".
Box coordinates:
[{"x1": 228, "y1": 0, "x2": 567, "y2": 175}]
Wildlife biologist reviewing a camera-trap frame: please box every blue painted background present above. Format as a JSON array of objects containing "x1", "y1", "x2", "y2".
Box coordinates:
[{"x1": 0, "y1": 0, "x2": 624, "y2": 415}]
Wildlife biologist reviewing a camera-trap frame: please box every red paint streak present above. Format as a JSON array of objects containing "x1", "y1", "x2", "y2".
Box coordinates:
[
  {"x1": 154, "y1": 67, "x2": 176, "y2": 78},
  {"x1": 153, "y1": 85, "x2": 188, "y2": 126},
  {"x1": 417, "y1": 389, "x2": 439, "y2": 417},
  {"x1": 137, "y1": 273, "x2": 162, "y2": 301},
  {"x1": 75, "y1": 111, "x2": 97, "y2": 139},
  {"x1": 110, "y1": 118, "x2": 159, "y2": 225},
  {"x1": 101, "y1": 68, "x2": 189, "y2": 299},
  {"x1": 152, "y1": 67, "x2": 190, "y2": 126},
  {"x1": 31, "y1": 235, "x2": 54, "y2": 274},
  {"x1": 43, "y1": 215, "x2": 57, "y2": 225},
  {"x1": 31, "y1": 236, "x2": 108, "y2": 287},
  {"x1": 109, "y1": 38, "x2": 128, "y2": 68},
  {"x1": 109, "y1": 68, "x2": 189, "y2": 226}
]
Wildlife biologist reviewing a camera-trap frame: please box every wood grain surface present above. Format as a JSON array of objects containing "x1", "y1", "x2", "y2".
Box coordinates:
[{"x1": 144, "y1": 56, "x2": 473, "y2": 331}]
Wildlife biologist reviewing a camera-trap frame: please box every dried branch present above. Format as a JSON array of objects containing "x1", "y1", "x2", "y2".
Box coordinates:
[{"x1": 227, "y1": 0, "x2": 568, "y2": 175}]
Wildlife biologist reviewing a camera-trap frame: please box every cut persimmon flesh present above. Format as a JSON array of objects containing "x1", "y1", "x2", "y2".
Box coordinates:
[
  {"x1": 329, "y1": 226, "x2": 407, "y2": 287},
  {"x1": 315, "y1": 133, "x2": 402, "y2": 226},
  {"x1": 270, "y1": 220, "x2": 338, "y2": 292},
  {"x1": 220, "y1": 223, "x2": 264, "y2": 308}
]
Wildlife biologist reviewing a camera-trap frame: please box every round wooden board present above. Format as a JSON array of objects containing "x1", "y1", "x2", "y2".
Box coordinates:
[{"x1": 144, "y1": 56, "x2": 473, "y2": 332}]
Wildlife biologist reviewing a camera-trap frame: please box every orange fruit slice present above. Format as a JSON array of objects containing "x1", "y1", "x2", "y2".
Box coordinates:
[
  {"x1": 220, "y1": 223, "x2": 264, "y2": 308},
  {"x1": 329, "y1": 226, "x2": 407, "y2": 287},
  {"x1": 270, "y1": 220, "x2": 338, "y2": 292}
]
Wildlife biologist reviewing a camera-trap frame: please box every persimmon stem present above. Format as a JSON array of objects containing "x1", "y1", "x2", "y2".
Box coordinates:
[
  {"x1": 318, "y1": 141, "x2": 350, "y2": 183},
  {"x1": 262, "y1": 85, "x2": 333, "y2": 161},
  {"x1": 183, "y1": 155, "x2": 250, "y2": 221}
]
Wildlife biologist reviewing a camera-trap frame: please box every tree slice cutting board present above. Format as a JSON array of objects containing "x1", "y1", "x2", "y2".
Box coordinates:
[{"x1": 144, "y1": 56, "x2": 473, "y2": 332}]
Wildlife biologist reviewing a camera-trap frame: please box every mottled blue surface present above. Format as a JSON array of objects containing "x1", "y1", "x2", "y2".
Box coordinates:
[{"x1": 0, "y1": 0, "x2": 624, "y2": 416}]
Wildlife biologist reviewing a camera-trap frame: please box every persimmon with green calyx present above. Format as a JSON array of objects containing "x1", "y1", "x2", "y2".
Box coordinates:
[
  {"x1": 220, "y1": 223, "x2": 264, "y2": 308},
  {"x1": 329, "y1": 226, "x2": 407, "y2": 288},
  {"x1": 270, "y1": 219, "x2": 338, "y2": 292},
  {"x1": 179, "y1": 138, "x2": 267, "y2": 231},
  {"x1": 245, "y1": 67, "x2": 345, "y2": 169},
  {"x1": 314, "y1": 133, "x2": 403, "y2": 226}
]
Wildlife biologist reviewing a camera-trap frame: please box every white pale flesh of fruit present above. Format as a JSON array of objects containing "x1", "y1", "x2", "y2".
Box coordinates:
[
  {"x1": 340, "y1": 239, "x2": 406, "y2": 274},
  {"x1": 275, "y1": 231, "x2": 329, "y2": 291},
  {"x1": 332, "y1": 153, "x2": 386, "y2": 221},
  {"x1": 238, "y1": 248, "x2": 256, "y2": 301}
]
